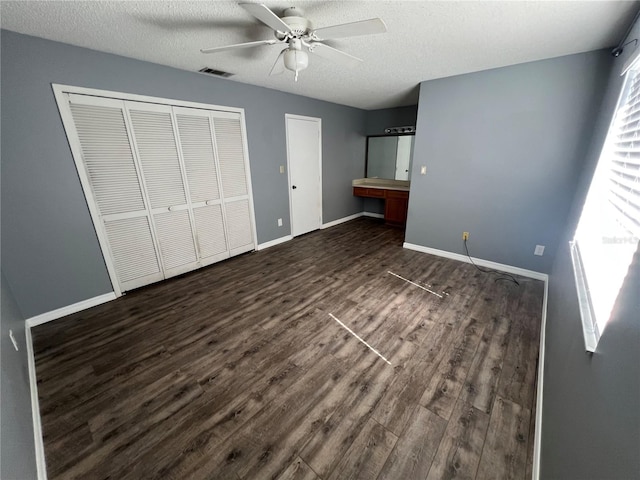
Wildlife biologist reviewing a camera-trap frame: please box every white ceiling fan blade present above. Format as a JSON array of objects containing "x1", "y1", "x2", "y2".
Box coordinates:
[
  {"x1": 239, "y1": 3, "x2": 292, "y2": 33},
  {"x1": 201, "y1": 39, "x2": 278, "y2": 54},
  {"x1": 270, "y1": 49, "x2": 287, "y2": 75},
  {"x1": 308, "y1": 42, "x2": 362, "y2": 68},
  {"x1": 311, "y1": 18, "x2": 387, "y2": 40}
]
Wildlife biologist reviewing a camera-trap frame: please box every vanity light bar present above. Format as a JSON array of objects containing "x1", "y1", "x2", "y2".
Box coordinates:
[{"x1": 385, "y1": 126, "x2": 415, "y2": 134}]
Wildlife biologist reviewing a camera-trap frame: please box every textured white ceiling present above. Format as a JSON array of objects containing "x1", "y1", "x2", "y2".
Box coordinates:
[{"x1": 1, "y1": 1, "x2": 638, "y2": 110}]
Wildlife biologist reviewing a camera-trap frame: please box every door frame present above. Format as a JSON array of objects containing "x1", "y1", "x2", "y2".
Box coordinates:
[
  {"x1": 53, "y1": 83, "x2": 258, "y2": 297},
  {"x1": 284, "y1": 114, "x2": 323, "y2": 237}
]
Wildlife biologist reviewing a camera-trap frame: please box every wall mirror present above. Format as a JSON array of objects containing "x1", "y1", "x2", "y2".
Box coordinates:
[{"x1": 366, "y1": 134, "x2": 415, "y2": 181}]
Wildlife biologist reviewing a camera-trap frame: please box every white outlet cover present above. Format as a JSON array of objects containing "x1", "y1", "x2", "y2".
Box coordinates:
[
  {"x1": 420, "y1": 166, "x2": 427, "y2": 175},
  {"x1": 277, "y1": 218, "x2": 283, "y2": 227},
  {"x1": 534, "y1": 245, "x2": 545, "y2": 256},
  {"x1": 279, "y1": 165, "x2": 285, "y2": 174}
]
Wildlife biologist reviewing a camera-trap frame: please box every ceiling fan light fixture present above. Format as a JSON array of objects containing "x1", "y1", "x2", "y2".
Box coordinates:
[{"x1": 284, "y1": 48, "x2": 308, "y2": 81}]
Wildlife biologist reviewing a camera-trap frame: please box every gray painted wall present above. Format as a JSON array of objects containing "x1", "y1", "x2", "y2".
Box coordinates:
[
  {"x1": 365, "y1": 105, "x2": 418, "y2": 135},
  {"x1": 1, "y1": 30, "x2": 366, "y2": 318},
  {"x1": 1, "y1": 273, "x2": 38, "y2": 480},
  {"x1": 540, "y1": 23, "x2": 640, "y2": 478},
  {"x1": 406, "y1": 51, "x2": 612, "y2": 273}
]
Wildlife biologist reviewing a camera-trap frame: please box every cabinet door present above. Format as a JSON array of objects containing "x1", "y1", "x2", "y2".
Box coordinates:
[
  {"x1": 67, "y1": 94, "x2": 163, "y2": 291},
  {"x1": 212, "y1": 113, "x2": 255, "y2": 255},
  {"x1": 384, "y1": 192, "x2": 409, "y2": 226},
  {"x1": 174, "y1": 107, "x2": 229, "y2": 266},
  {"x1": 126, "y1": 102, "x2": 199, "y2": 278}
]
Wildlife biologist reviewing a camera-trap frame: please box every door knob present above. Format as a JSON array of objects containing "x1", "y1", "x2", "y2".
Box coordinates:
[{"x1": 292, "y1": 185, "x2": 297, "y2": 189}]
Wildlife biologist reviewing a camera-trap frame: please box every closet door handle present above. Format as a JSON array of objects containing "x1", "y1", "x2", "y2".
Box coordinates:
[
  {"x1": 292, "y1": 185, "x2": 297, "y2": 189},
  {"x1": 168, "y1": 206, "x2": 176, "y2": 212}
]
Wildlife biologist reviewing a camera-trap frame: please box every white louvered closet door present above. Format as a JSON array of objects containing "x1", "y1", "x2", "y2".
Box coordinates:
[
  {"x1": 212, "y1": 112, "x2": 255, "y2": 255},
  {"x1": 125, "y1": 102, "x2": 200, "y2": 278},
  {"x1": 173, "y1": 107, "x2": 229, "y2": 266},
  {"x1": 67, "y1": 94, "x2": 164, "y2": 291}
]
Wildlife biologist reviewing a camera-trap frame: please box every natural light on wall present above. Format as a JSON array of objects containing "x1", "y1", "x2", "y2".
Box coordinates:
[{"x1": 571, "y1": 59, "x2": 640, "y2": 352}]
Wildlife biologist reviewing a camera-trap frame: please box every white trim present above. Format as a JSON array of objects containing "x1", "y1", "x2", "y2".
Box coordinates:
[
  {"x1": 402, "y1": 242, "x2": 548, "y2": 281},
  {"x1": 25, "y1": 292, "x2": 117, "y2": 328},
  {"x1": 239, "y1": 109, "x2": 260, "y2": 251},
  {"x1": 285, "y1": 114, "x2": 323, "y2": 237},
  {"x1": 321, "y1": 212, "x2": 363, "y2": 229},
  {"x1": 532, "y1": 277, "x2": 549, "y2": 480},
  {"x1": 363, "y1": 212, "x2": 385, "y2": 219},
  {"x1": 52, "y1": 84, "x2": 245, "y2": 114},
  {"x1": 256, "y1": 235, "x2": 293, "y2": 251},
  {"x1": 569, "y1": 241, "x2": 598, "y2": 352},
  {"x1": 26, "y1": 326, "x2": 47, "y2": 480}
]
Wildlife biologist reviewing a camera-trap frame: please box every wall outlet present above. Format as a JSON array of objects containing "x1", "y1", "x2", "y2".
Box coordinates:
[
  {"x1": 279, "y1": 165, "x2": 285, "y2": 174},
  {"x1": 420, "y1": 165, "x2": 427, "y2": 175},
  {"x1": 462, "y1": 231, "x2": 469, "y2": 241},
  {"x1": 277, "y1": 218, "x2": 283, "y2": 227},
  {"x1": 534, "y1": 245, "x2": 545, "y2": 256}
]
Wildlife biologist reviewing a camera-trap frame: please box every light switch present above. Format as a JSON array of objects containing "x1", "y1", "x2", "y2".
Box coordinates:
[
  {"x1": 420, "y1": 166, "x2": 427, "y2": 175},
  {"x1": 279, "y1": 165, "x2": 285, "y2": 174}
]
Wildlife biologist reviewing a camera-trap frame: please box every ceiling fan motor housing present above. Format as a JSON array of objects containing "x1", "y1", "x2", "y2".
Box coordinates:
[{"x1": 281, "y1": 7, "x2": 311, "y2": 37}]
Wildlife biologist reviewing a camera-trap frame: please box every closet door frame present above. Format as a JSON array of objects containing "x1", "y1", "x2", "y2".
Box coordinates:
[{"x1": 53, "y1": 84, "x2": 258, "y2": 298}]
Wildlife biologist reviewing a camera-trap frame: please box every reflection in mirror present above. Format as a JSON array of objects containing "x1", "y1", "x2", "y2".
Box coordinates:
[{"x1": 366, "y1": 135, "x2": 415, "y2": 180}]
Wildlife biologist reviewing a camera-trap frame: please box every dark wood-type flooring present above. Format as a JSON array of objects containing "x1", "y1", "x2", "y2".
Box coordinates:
[{"x1": 33, "y1": 218, "x2": 544, "y2": 480}]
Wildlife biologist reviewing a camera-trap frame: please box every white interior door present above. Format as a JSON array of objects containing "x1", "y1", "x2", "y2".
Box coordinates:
[
  {"x1": 286, "y1": 115, "x2": 322, "y2": 237},
  {"x1": 67, "y1": 94, "x2": 164, "y2": 292},
  {"x1": 125, "y1": 102, "x2": 200, "y2": 279},
  {"x1": 212, "y1": 112, "x2": 256, "y2": 255},
  {"x1": 173, "y1": 107, "x2": 230, "y2": 266}
]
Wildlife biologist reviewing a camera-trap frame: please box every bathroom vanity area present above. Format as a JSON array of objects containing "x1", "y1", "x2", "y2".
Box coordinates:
[
  {"x1": 353, "y1": 132, "x2": 414, "y2": 227},
  {"x1": 353, "y1": 178, "x2": 410, "y2": 226}
]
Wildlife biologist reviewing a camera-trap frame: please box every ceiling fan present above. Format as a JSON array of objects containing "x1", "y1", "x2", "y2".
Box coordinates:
[{"x1": 201, "y1": 3, "x2": 387, "y2": 81}]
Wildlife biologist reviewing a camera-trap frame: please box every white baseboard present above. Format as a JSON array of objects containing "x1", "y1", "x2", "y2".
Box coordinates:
[
  {"x1": 321, "y1": 212, "x2": 363, "y2": 229},
  {"x1": 532, "y1": 277, "x2": 549, "y2": 480},
  {"x1": 256, "y1": 235, "x2": 293, "y2": 251},
  {"x1": 25, "y1": 292, "x2": 117, "y2": 328},
  {"x1": 363, "y1": 212, "x2": 384, "y2": 219},
  {"x1": 402, "y1": 242, "x2": 548, "y2": 281},
  {"x1": 26, "y1": 327, "x2": 47, "y2": 480}
]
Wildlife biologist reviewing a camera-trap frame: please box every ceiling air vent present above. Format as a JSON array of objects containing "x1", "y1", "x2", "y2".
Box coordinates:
[{"x1": 198, "y1": 67, "x2": 234, "y2": 78}]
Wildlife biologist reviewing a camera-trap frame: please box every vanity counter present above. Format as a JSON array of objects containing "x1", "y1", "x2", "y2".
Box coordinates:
[{"x1": 352, "y1": 178, "x2": 410, "y2": 226}]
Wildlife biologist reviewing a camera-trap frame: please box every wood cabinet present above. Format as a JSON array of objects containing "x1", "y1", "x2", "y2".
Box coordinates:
[{"x1": 353, "y1": 187, "x2": 409, "y2": 227}]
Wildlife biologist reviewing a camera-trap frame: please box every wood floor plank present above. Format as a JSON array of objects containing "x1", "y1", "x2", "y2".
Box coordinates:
[
  {"x1": 276, "y1": 456, "x2": 320, "y2": 480},
  {"x1": 325, "y1": 417, "x2": 398, "y2": 480},
  {"x1": 426, "y1": 399, "x2": 490, "y2": 480},
  {"x1": 419, "y1": 295, "x2": 491, "y2": 421},
  {"x1": 475, "y1": 395, "x2": 531, "y2": 480},
  {"x1": 496, "y1": 281, "x2": 543, "y2": 410},
  {"x1": 31, "y1": 218, "x2": 544, "y2": 480},
  {"x1": 299, "y1": 338, "x2": 416, "y2": 478},
  {"x1": 458, "y1": 313, "x2": 512, "y2": 414},
  {"x1": 377, "y1": 405, "x2": 447, "y2": 480}
]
